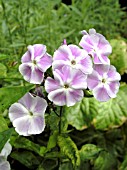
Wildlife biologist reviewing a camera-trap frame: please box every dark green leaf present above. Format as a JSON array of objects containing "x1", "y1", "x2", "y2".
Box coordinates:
[{"x1": 0, "y1": 85, "x2": 34, "y2": 113}]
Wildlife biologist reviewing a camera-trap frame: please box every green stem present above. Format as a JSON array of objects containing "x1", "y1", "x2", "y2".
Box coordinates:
[{"x1": 58, "y1": 106, "x2": 63, "y2": 168}]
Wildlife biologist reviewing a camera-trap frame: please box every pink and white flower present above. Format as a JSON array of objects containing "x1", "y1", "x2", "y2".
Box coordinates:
[
  {"x1": 87, "y1": 64, "x2": 121, "y2": 102},
  {"x1": 9, "y1": 93, "x2": 47, "y2": 136},
  {"x1": 52, "y1": 44, "x2": 93, "y2": 74},
  {"x1": 19, "y1": 44, "x2": 52, "y2": 84},
  {"x1": 79, "y1": 28, "x2": 112, "y2": 65},
  {"x1": 45, "y1": 66, "x2": 87, "y2": 106}
]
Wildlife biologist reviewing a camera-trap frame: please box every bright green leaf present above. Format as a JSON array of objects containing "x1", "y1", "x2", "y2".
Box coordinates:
[
  {"x1": 119, "y1": 154, "x2": 127, "y2": 170},
  {"x1": 47, "y1": 131, "x2": 58, "y2": 151},
  {"x1": 0, "y1": 63, "x2": 7, "y2": 78},
  {"x1": 0, "y1": 115, "x2": 8, "y2": 132}
]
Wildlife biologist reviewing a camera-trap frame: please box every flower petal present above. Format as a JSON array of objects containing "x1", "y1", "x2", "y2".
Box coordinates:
[
  {"x1": 53, "y1": 45, "x2": 73, "y2": 61},
  {"x1": 28, "y1": 116, "x2": 45, "y2": 135},
  {"x1": 30, "y1": 67, "x2": 44, "y2": 84},
  {"x1": 87, "y1": 70, "x2": 101, "y2": 90},
  {"x1": 70, "y1": 69, "x2": 87, "y2": 89},
  {"x1": 107, "y1": 65, "x2": 121, "y2": 81},
  {"x1": 9, "y1": 103, "x2": 29, "y2": 122},
  {"x1": 66, "y1": 89, "x2": 83, "y2": 106},
  {"x1": 37, "y1": 53, "x2": 52, "y2": 72},
  {"x1": 21, "y1": 51, "x2": 31, "y2": 63},
  {"x1": 33, "y1": 44, "x2": 46, "y2": 59},
  {"x1": 31, "y1": 97, "x2": 47, "y2": 116},
  {"x1": 93, "y1": 64, "x2": 110, "y2": 76},
  {"x1": 77, "y1": 55, "x2": 93, "y2": 74},
  {"x1": 48, "y1": 88, "x2": 66, "y2": 106},
  {"x1": 93, "y1": 84, "x2": 110, "y2": 102},
  {"x1": 0, "y1": 157, "x2": 10, "y2": 170},
  {"x1": 18, "y1": 93, "x2": 33, "y2": 110},
  {"x1": 13, "y1": 116, "x2": 31, "y2": 136},
  {"x1": 45, "y1": 77, "x2": 61, "y2": 93},
  {"x1": 19, "y1": 63, "x2": 32, "y2": 82},
  {"x1": 105, "y1": 82, "x2": 120, "y2": 98}
]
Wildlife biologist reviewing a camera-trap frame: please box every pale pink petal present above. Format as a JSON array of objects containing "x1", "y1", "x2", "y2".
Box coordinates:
[
  {"x1": 104, "y1": 83, "x2": 119, "y2": 98},
  {"x1": 37, "y1": 53, "x2": 52, "y2": 72},
  {"x1": 33, "y1": 44, "x2": 46, "y2": 59},
  {"x1": 28, "y1": 116, "x2": 45, "y2": 135},
  {"x1": 9, "y1": 103, "x2": 29, "y2": 122},
  {"x1": 89, "y1": 28, "x2": 96, "y2": 34},
  {"x1": 53, "y1": 45, "x2": 73, "y2": 61},
  {"x1": 107, "y1": 65, "x2": 121, "y2": 81},
  {"x1": 94, "y1": 64, "x2": 110, "y2": 76},
  {"x1": 66, "y1": 89, "x2": 83, "y2": 106},
  {"x1": 52, "y1": 60, "x2": 68, "y2": 70},
  {"x1": 79, "y1": 35, "x2": 93, "y2": 53},
  {"x1": 45, "y1": 77, "x2": 61, "y2": 93},
  {"x1": 48, "y1": 89, "x2": 66, "y2": 106},
  {"x1": 68, "y1": 45, "x2": 82, "y2": 58},
  {"x1": 21, "y1": 51, "x2": 31, "y2": 63},
  {"x1": 13, "y1": 116, "x2": 31, "y2": 136},
  {"x1": 18, "y1": 93, "x2": 33, "y2": 110},
  {"x1": 30, "y1": 67, "x2": 44, "y2": 84},
  {"x1": 77, "y1": 55, "x2": 93, "y2": 74},
  {"x1": 70, "y1": 69, "x2": 87, "y2": 89},
  {"x1": 93, "y1": 85, "x2": 110, "y2": 102},
  {"x1": 87, "y1": 71, "x2": 101, "y2": 90},
  {"x1": 98, "y1": 38, "x2": 112, "y2": 56},
  {"x1": 31, "y1": 97, "x2": 47, "y2": 116},
  {"x1": 19, "y1": 63, "x2": 31, "y2": 82}
]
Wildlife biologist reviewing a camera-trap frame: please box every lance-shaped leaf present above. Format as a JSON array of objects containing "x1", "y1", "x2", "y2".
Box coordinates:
[
  {"x1": 0, "y1": 84, "x2": 34, "y2": 113},
  {"x1": 58, "y1": 135, "x2": 80, "y2": 167}
]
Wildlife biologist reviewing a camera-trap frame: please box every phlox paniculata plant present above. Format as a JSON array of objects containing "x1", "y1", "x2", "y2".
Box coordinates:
[{"x1": 9, "y1": 28, "x2": 121, "y2": 137}]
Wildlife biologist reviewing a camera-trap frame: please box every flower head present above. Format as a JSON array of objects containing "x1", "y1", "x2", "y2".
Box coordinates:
[
  {"x1": 45, "y1": 66, "x2": 87, "y2": 106},
  {"x1": 79, "y1": 28, "x2": 112, "y2": 65},
  {"x1": 19, "y1": 44, "x2": 52, "y2": 84},
  {"x1": 87, "y1": 64, "x2": 121, "y2": 101},
  {"x1": 52, "y1": 44, "x2": 93, "y2": 74},
  {"x1": 9, "y1": 93, "x2": 47, "y2": 136}
]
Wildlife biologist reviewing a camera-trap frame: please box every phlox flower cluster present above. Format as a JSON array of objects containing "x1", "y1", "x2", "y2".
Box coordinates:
[{"x1": 9, "y1": 28, "x2": 121, "y2": 136}]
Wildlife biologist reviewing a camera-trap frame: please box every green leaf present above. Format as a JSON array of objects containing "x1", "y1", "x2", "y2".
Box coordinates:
[
  {"x1": 0, "y1": 54, "x2": 10, "y2": 61},
  {"x1": 58, "y1": 135, "x2": 80, "y2": 167},
  {"x1": 109, "y1": 39, "x2": 127, "y2": 75},
  {"x1": 0, "y1": 115, "x2": 8, "y2": 132},
  {"x1": 47, "y1": 131, "x2": 58, "y2": 151},
  {"x1": 63, "y1": 97, "x2": 98, "y2": 130},
  {"x1": 119, "y1": 154, "x2": 127, "y2": 170},
  {"x1": 11, "y1": 151, "x2": 40, "y2": 169},
  {"x1": 0, "y1": 128, "x2": 14, "y2": 152},
  {"x1": 12, "y1": 136, "x2": 46, "y2": 156},
  {"x1": 93, "y1": 84, "x2": 127, "y2": 130},
  {"x1": 93, "y1": 151, "x2": 117, "y2": 170},
  {"x1": 0, "y1": 84, "x2": 34, "y2": 113},
  {"x1": 0, "y1": 63, "x2": 7, "y2": 78},
  {"x1": 79, "y1": 144, "x2": 102, "y2": 161}
]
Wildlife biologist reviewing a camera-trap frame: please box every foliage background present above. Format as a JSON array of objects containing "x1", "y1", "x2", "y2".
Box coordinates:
[{"x1": 0, "y1": 0, "x2": 127, "y2": 169}]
